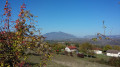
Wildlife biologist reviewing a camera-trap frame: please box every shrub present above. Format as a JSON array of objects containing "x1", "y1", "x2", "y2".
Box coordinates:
[
  {"x1": 56, "y1": 50, "x2": 60, "y2": 54},
  {"x1": 108, "y1": 57, "x2": 120, "y2": 67},
  {"x1": 77, "y1": 53, "x2": 84, "y2": 58},
  {"x1": 97, "y1": 57, "x2": 120, "y2": 67}
]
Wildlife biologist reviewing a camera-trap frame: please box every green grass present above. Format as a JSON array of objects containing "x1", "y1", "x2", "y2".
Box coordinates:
[
  {"x1": 95, "y1": 54, "x2": 110, "y2": 60},
  {"x1": 83, "y1": 54, "x2": 110, "y2": 62}
]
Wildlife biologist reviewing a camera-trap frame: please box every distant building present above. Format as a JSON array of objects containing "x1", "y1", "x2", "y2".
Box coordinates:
[
  {"x1": 106, "y1": 50, "x2": 120, "y2": 57},
  {"x1": 65, "y1": 46, "x2": 77, "y2": 52},
  {"x1": 93, "y1": 48, "x2": 102, "y2": 54}
]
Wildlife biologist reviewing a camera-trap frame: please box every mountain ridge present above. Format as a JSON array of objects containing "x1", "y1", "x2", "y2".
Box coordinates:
[
  {"x1": 43, "y1": 32, "x2": 120, "y2": 45},
  {"x1": 43, "y1": 31, "x2": 77, "y2": 40}
]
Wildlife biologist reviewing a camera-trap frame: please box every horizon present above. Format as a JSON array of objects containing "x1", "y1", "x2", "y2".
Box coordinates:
[
  {"x1": 0, "y1": 0, "x2": 120, "y2": 37},
  {"x1": 43, "y1": 31, "x2": 120, "y2": 38}
]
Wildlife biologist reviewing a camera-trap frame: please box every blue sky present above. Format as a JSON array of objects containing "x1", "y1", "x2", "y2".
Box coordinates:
[{"x1": 0, "y1": 0, "x2": 120, "y2": 37}]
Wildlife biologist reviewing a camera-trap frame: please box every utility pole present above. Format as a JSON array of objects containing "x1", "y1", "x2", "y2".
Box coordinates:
[{"x1": 103, "y1": 20, "x2": 106, "y2": 36}]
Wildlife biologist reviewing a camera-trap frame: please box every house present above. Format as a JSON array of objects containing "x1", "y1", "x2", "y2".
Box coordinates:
[
  {"x1": 65, "y1": 46, "x2": 77, "y2": 52},
  {"x1": 93, "y1": 48, "x2": 102, "y2": 54},
  {"x1": 106, "y1": 50, "x2": 120, "y2": 57}
]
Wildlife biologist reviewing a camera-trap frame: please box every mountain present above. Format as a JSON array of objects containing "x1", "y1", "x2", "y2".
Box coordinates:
[
  {"x1": 108, "y1": 35, "x2": 120, "y2": 39},
  {"x1": 84, "y1": 35, "x2": 120, "y2": 39},
  {"x1": 43, "y1": 32, "x2": 120, "y2": 45},
  {"x1": 43, "y1": 31, "x2": 77, "y2": 40}
]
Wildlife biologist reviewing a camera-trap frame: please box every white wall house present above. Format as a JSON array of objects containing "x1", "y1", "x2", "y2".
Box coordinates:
[
  {"x1": 106, "y1": 50, "x2": 120, "y2": 57},
  {"x1": 65, "y1": 46, "x2": 77, "y2": 52},
  {"x1": 94, "y1": 50, "x2": 102, "y2": 54},
  {"x1": 93, "y1": 48, "x2": 102, "y2": 54}
]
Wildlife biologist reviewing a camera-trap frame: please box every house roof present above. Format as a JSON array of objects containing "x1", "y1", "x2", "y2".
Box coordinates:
[
  {"x1": 68, "y1": 46, "x2": 77, "y2": 49},
  {"x1": 106, "y1": 50, "x2": 120, "y2": 54}
]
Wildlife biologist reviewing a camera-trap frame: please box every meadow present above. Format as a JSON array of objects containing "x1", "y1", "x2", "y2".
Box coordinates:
[{"x1": 25, "y1": 53, "x2": 113, "y2": 67}]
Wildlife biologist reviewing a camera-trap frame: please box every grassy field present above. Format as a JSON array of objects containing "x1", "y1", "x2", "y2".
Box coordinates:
[
  {"x1": 25, "y1": 54, "x2": 68, "y2": 67},
  {"x1": 83, "y1": 54, "x2": 111, "y2": 62},
  {"x1": 26, "y1": 53, "x2": 114, "y2": 67}
]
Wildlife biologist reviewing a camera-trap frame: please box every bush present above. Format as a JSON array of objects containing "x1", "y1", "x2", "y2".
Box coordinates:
[
  {"x1": 52, "y1": 43, "x2": 65, "y2": 52},
  {"x1": 108, "y1": 57, "x2": 120, "y2": 67},
  {"x1": 77, "y1": 53, "x2": 84, "y2": 58},
  {"x1": 97, "y1": 57, "x2": 120, "y2": 67},
  {"x1": 56, "y1": 50, "x2": 60, "y2": 54}
]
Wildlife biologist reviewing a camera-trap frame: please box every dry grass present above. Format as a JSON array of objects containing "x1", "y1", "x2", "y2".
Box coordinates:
[
  {"x1": 26, "y1": 54, "x2": 114, "y2": 67},
  {"x1": 26, "y1": 54, "x2": 68, "y2": 67},
  {"x1": 50, "y1": 54, "x2": 114, "y2": 67}
]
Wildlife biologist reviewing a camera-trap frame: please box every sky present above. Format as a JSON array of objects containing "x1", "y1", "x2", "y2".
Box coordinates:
[{"x1": 0, "y1": 0, "x2": 120, "y2": 37}]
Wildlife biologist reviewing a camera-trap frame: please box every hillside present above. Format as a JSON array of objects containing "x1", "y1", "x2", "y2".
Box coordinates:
[
  {"x1": 84, "y1": 35, "x2": 120, "y2": 39},
  {"x1": 43, "y1": 31, "x2": 77, "y2": 40},
  {"x1": 43, "y1": 32, "x2": 120, "y2": 45}
]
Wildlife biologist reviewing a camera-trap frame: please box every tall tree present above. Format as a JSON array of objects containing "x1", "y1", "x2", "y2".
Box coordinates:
[
  {"x1": 103, "y1": 45, "x2": 112, "y2": 51},
  {"x1": 0, "y1": 1, "x2": 51, "y2": 67}
]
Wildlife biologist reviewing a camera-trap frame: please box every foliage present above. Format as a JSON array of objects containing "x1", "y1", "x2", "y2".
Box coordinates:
[
  {"x1": 108, "y1": 57, "x2": 120, "y2": 67},
  {"x1": 52, "y1": 43, "x2": 66, "y2": 51},
  {"x1": 112, "y1": 45, "x2": 120, "y2": 50},
  {"x1": 93, "y1": 55, "x2": 120, "y2": 67},
  {"x1": 79, "y1": 42, "x2": 94, "y2": 54},
  {"x1": 65, "y1": 42, "x2": 70, "y2": 46},
  {"x1": 77, "y1": 53, "x2": 84, "y2": 58},
  {"x1": 103, "y1": 45, "x2": 112, "y2": 51},
  {"x1": 98, "y1": 57, "x2": 120, "y2": 67},
  {"x1": 0, "y1": 1, "x2": 51, "y2": 67},
  {"x1": 74, "y1": 43, "x2": 79, "y2": 48},
  {"x1": 92, "y1": 33, "x2": 110, "y2": 41}
]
